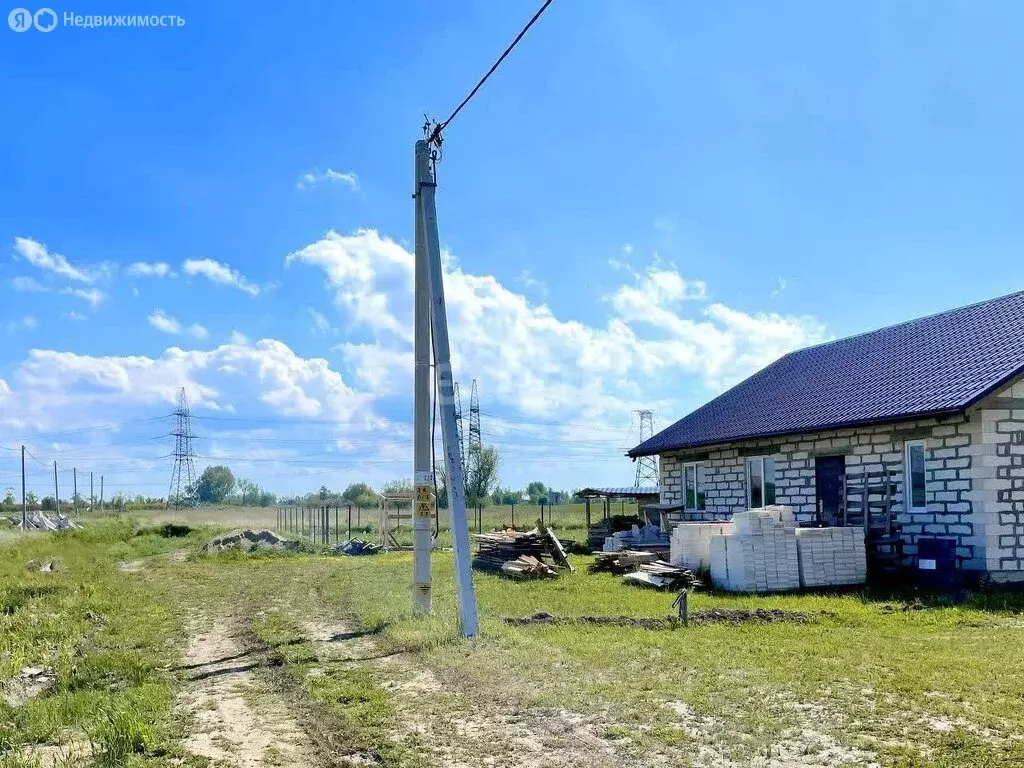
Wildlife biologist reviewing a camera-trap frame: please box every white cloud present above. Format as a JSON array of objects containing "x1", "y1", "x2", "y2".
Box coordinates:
[
  {"x1": 286, "y1": 229, "x2": 827, "y2": 424},
  {"x1": 7, "y1": 337, "x2": 373, "y2": 426},
  {"x1": 296, "y1": 168, "x2": 358, "y2": 191},
  {"x1": 12, "y1": 276, "x2": 47, "y2": 292},
  {"x1": 183, "y1": 258, "x2": 260, "y2": 296},
  {"x1": 309, "y1": 308, "x2": 333, "y2": 334},
  {"x1": 147, "y1": 310, "x2": 207, "y2": 340},
  {"x1": 60, "y1": 287, "x2": 106, "y2": 307},
  {"x1": 148, "y1": 309, "x2": 182, "y2": 335},
  {"x1": 127, "y1": 261, "x2": 174, "y2": 278},
  {"x1": 518, "y1": 269, "x2": 547, "y2": 295},
  {"x1": 65, "y1": 311, "x2": 86, "y2": 321},
  {"x1": 13, "y1": 237, "x2": 95, "y2": 282}
]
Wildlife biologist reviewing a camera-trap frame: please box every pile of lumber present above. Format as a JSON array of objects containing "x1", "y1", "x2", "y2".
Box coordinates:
[
  {"x1": 623, "y1": 560, "x2": 700, "y2": 591},
  {"x1": 589, "y1": 549, "x2": 661, "y2": 574},
  {"x1": 472, "y1": 527, "x2": 572, "y2": 580},
  {"x1": 500, "y1": 555, "x2": 558, "y2": 579}
]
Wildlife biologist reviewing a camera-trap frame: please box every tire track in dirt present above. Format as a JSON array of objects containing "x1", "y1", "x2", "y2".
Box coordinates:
[{"x1": 177, "y1": 620, "x2": 311, "y2": 767}]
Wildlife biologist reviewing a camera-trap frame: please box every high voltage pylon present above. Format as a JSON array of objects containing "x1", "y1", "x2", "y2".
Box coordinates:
[
  {"x1": 168, "y1": 387, "x2": 198, "y2": 507},
  {"x1": 453, "y1": 381, "x2": 466, "y2": 479},
  {"x1": 633, "y1": 409, "x2": 659, "y2": 488},
  {"x1": 468, "y1": 379, "x2": 481, "y2": 455}
]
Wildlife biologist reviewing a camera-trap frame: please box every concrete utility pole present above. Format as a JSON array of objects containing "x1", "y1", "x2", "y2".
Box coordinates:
[
  {"x1": 73, "y1": 468, "x2": 78, "y2": 514},
  {"x1": 21, "y1": 445, "x2": 26, "y2": 529},
  {"x1": 53, "y1": 462, "x2": 59, "y2": 515},
  {"x1": 100, "y1": 475, "x2": 104, "y2": 511},
  {"x1": 412, "y1": 143, "x2": 434, "y2": 615},
  {"x1": 415, "y1": 139, "x2": 479, "y2": 637}
]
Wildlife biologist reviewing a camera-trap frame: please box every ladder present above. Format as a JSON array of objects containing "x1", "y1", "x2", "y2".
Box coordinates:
[{"x1": 839, "y1": 470, "x2": 903, "y2": 577}]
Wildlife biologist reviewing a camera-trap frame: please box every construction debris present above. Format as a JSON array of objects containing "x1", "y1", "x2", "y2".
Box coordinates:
[
  {"x1": 334, "y1": 538, "x2": 382, "y2": 556},
  {"x1": 26, "y1": 559, "x2": 59, "y2": 573},
  {"x1": 501, "y1": 555, "x2": 558, "y2": 579},
  {"x1": 472, "y1": 527, "x2": 570, "y2": 579},
  {"x1": 587, "y1": 514, "x2": 643, "y2": 551},
  {"x1": 202, "y1": 528, "x2": 298, "y2": 552},
  {"x1": 603, "y1": 522, "x2": 669, "y2": 552},
  {"x1": 504, "y1": 607, "x2": 814, "y2": 628},
  {"x1": 623, "y1": 560, "x2": 700, "y2": 591},
  {"x1": 589, "y1": 549, "x2": 661, "y2": 574},
  {"x1": 2, "y1": 666, "x2": 56, "y2": 707},
  {"x1": 8, "y1": 512, "x2": 81, "y2": 531}
]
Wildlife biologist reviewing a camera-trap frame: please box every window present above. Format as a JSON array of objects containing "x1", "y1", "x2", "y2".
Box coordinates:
[
  {"x1": 746, "y1": 456, "x2": 776, "y2": 508},
  {"x1": 683, "y1": 463, "x2": 706, "y2": 510},
  {"x1": 905, "y1": 440, "x2": 928, "y2": 511}
]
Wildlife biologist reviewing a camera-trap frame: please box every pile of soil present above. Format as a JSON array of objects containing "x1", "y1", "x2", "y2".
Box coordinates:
[
  {"x1": 504, "y1": 608, "x2": 815, "y2": 628},
  {"x1": 203, "y1": 529, "x2": 298, "y2": 553}
]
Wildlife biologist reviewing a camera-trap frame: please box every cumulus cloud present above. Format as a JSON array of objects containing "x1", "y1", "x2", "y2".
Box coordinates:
[
  {"x1": 183, "y1": 258, "x2": 260, "y2": 296},
  {"x1": 4, "y1": 337, "x2": 374, "y2": 432},
  {"x1": 13, "y1": 237, "x2": 95, "y2": 282},
  {"x1": 60, "y1": 287, "x2": 106, "y2": 307},
  {"x1": 188, "y1": 323, "x2": 209, "y2": 339},
  {"x1": 296, "y1": 168, "x2": 358, "y2": 191},
  {"x1": 286, "y1": 229, "x2": 827, "y2": 424},
  {"x1": 127, "y1": 261, "x2": 174, "y2": 278}
]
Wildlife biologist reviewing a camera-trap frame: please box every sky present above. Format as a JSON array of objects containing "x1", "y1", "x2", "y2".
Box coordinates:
[{"x1": 1, "y1": 0, "x2": 1023, "y2": 501}]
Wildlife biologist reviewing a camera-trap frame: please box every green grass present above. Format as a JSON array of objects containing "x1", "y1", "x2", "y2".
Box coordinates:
[
  {"x1": 0, "y1": 521, "x2": 213, "y2": 766},
  {"x1": 5, "y1": 518, "x2": 1024, "y2": 766}
]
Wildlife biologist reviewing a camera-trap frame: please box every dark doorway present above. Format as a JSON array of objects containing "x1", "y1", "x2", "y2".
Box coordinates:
[{"x1": 815, "y1": 455, "x2": 846, "y2": 525}]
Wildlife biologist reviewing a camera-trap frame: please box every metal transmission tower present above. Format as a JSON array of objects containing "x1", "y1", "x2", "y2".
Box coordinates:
[
  {"x1": 453, "y1": 381, "x2": 466, "y2": 479},
  {"x1": 168, "y1": 388, "x2": 198, "y2": 507},
  {"x1": 633, "y1": 409, "x2": 659, "y2": 487},
  {"x1": 468, "y1": 379, "x2": 481, "y2": 454}
]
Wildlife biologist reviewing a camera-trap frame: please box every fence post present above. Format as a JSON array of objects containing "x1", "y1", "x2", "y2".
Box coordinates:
[
  {"x1": 348, "y1": 504, "x2": 352, "y2": 540},
  {"x1": 511, "y1": 501, "x2": 515, "y2": 528}
]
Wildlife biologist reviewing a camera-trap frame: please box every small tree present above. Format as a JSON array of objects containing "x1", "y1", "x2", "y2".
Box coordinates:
[
  {"x1": 465, "y1": 444, "x2": 499, "y2": 508},
  {"x1": 197, "y1": 465, "x2": 235, "y2": 503},
  {"x1": 342, "y1": 482, "x2": 377, "y2": 508},
  {"x1": 526, "y1": 481, "x2": 548, "y2": 504}
]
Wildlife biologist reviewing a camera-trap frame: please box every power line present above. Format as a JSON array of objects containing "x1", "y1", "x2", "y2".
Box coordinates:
[{"x1": 426, "y1": 0, "x2": 555, "y2": 146}]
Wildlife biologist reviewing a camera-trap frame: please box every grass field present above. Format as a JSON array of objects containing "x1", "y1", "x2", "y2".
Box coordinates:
[
  {"x1": 2, "y1": 514, "x2": 1024, "y2": 766},
  {"x1": 127, "y1": 502, "x2": 620, "y2": 549}
]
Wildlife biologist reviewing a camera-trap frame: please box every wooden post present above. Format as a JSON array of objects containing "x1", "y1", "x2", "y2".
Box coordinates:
[
  {"x1": 347, "y1": 504, "x2": 352, "y2": 541},
  {"x1": 510, "y1": 502, "x2": 515, "y2": 529},
  {"x1": 586, "y1": 497, "x2": 591, "y2": 529}
]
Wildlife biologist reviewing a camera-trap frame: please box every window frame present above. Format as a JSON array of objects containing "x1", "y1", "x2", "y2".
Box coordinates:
[
  {"x1": 683, "y1": 462, "x2": 705, "y2": 510},
  {"x1": 745, "y1": 455, "x2": 776, "y2": 509},
  {"x1": 904, "y1": 439, "x2": 929, "y2": 512}
]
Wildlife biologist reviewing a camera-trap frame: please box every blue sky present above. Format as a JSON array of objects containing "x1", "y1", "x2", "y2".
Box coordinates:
[{"x1": 1, "y1": 0, "x2": 1022, "y2": 501}]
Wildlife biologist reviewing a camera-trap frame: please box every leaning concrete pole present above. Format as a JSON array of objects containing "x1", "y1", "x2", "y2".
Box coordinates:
[
  {"x1": 415, "y1": 139, "x2": 479, "y2": 637},
  {"x1": 412, "y1": 144, "x2": 434, "y2": 615}
]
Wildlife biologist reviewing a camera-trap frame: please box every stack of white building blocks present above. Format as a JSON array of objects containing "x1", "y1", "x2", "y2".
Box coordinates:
[
  {"x1": 794, "y1": 527, "x2": 867, "y2": 587},
  {"x1": 669, "y1": 521, "x2": 735, "y2": 571},
  {"x1": 710, "y1": 508, "x2": 800, "y2": 592}
]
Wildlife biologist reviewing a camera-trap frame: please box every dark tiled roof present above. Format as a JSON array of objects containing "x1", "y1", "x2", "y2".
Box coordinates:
[
  {"x1": 577, "y1": 486, "x2": 660, "y2": 498},
  {"x1": 630, "y1": 291, "x2": 1024, "y2": 457}
]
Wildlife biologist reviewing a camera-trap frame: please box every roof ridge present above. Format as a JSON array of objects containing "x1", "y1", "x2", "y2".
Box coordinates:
[{"x1": 796, "y1": 288, "x2": 1024, "y2": 355}]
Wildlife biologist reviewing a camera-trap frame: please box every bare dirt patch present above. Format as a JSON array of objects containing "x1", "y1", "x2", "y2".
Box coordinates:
[
  {"x1": 177, "y1": 620, "x2": 310, "y2": 767},
  {"x1": 504, "y1": 608, "x2": 817, "y2": 628}
]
